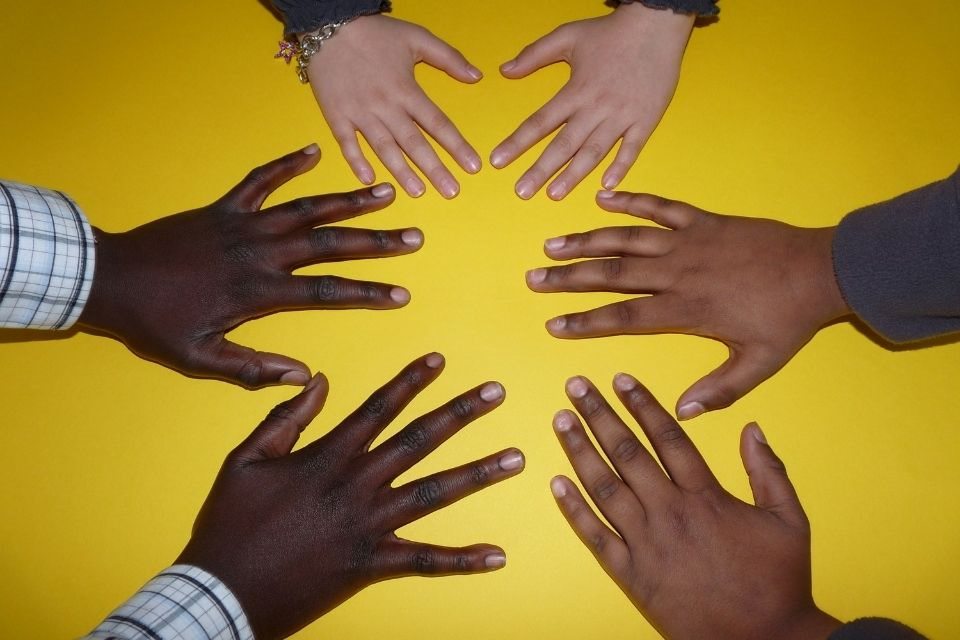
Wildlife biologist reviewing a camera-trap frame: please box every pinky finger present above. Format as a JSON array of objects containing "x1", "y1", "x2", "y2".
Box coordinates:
[
  {"x1": 601, "y1": 129, "x2": 647, "y2": 191},
  {"x1": 331, "y1": 121, "x2": 376, "y2": 185},
  {"x1": 551, "y1": 475, "x2": 630, "y2": 571},
  {"x1": 377, "y1": 540, "x2": 507, "y2": 578}
]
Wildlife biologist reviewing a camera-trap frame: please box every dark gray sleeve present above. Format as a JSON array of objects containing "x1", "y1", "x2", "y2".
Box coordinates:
[
  {"x1": 607, "y1": 0, "x2": 719, "y2": 17},
  {"x1": 270, "y1": 0, "x2": 389, "y2": 35},
  {"x1": 828, "y1": 617, "x2": 927, "y2": 640},
  {"x1": 832, "y1": 167, "x2": 960, "y2": 344}
]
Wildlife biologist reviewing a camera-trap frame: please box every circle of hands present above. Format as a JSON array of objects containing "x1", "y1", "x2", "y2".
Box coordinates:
[{"x1": 76, "y1": 8, "x2": 852, "y2": 640}]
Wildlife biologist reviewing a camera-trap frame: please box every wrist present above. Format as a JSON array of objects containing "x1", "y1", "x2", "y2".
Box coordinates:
[
  {"x1": 779, "y1": 607, "x2": 843, "y2": 640},
  {"x1": 613, "y1": 1, "x2": 696, "y2": 35},
  {"x1": 807, "y1": 226, "x2": 852, "y2": 324},
  {"x1": 77, "y1": 227, "x2": 124, "y2": 336}
]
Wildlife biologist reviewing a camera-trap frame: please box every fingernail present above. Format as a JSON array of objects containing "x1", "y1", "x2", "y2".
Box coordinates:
[
  {"x1": 749, "y1": 422, "x2": 767, "y2": 444},
  {"x1": 372, "y1": 183, "x2": 394, "y2": 198},
  {"x1": 280, "y1": 370, "x2": 311, "y2": 385},
  {"x1": 602, "y1": 175, "x2": 619, "y2": 190},
  {"x1": 305, "y1": 372, "x2": 325, "y2": 390},
  {"x1": 677, "y1": 402, "x2": 706, "y2": 421},
  {"x1": 526, "y1": 268, "x2": 547, "y2": 285},
  {"x1": 390, "y1": 287, "x2": 411, "y2": 304},
  {"x1": 440, "y1": 178, "x2": 459, "y2": 199},
  {"x1": 490, "y1": 150, "x2": 508, "y2": 169},
  {"x1": 613, "y1": 372, "x2": 636, "y2": 392},
  {"x1": 302, "y1": 143, "x2": 320, "y2": 155},
  {"x1": 485, "y1": 552, "x2": 506, "y2": 569},
  {"x1": 406, "y1": 178, "x2": 425, "y2": 197},
  {"x1": 425, "y1": 353, "x2": 444, "y2": 369},
  {"x1": 498, "y1": 450, "x2": 525, "y2": 471},
  {"x1": 401, "y1": 228, "x2": 424, "y2": 247},
  {"x1": 465, "y1": 155, "x2": 482, "y2": 174},
  {"x1": 467, "y1": 65, "x2": 483, "y2": 81},
  {"x1": 544, "y1": 237, "x2": 567, "y2": 251},
  {"x1": 596, "y1": 190, "x2": 615, "y2": 200},
  {"x1": 501, "y1": 59, "x2": 517, "y2": 73},
  {"x1": 550, "y1": 476, "x2": 568, "y2": 498},
  {"x1": 553, "y1": 410, "x2": 574, "y2": 432},
  {"x1": 547, "y1": 316, "x2": 567, "y2": 332},
  {"x1": 516, "y1": 179, "x2": 534, "y2": 200},
  {"x1": 566, "y1": 376, "x2": 588, "y2": 399},
  {"x1": 358, "y1": 168, "x2": 375, "y2": 185},
  {"x1": 547, "y1": 181, "x2": 567, "y2": 200},
  {"x1": 480, "y1": 382, "x2": 505, "y2": 402}
]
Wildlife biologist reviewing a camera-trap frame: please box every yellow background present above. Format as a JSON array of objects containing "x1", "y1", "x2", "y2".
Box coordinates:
[{"x1": 1, "y1": 1, "x2": 958, "y2": 638}]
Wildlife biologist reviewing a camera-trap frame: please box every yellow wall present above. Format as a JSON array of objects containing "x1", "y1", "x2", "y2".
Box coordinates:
[{"x1": 1, "y1": 1, "x2": 958, "y2": 638}]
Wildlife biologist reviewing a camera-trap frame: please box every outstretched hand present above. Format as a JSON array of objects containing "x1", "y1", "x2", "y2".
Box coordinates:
[
  {"x1": 79, "y1": 145, "x2": 423, "y2": 389},
  {"x1": 528, "y1": 192, "x2": 850, "y2": 419},
  {"x1": 178, "y1": 353, "x2": 523, "y2": 639},
  {"x1": 550, "y1": 374, "x2": 841, "y2": 639},
  {"x1": 492, "y1": 3, "x2": 694, "y2": 200}
]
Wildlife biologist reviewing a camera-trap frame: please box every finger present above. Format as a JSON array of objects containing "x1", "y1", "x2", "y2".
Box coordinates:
[
  {"x1": 358, "y1": 119, "x2": 426, "y2": 197},
  {"x1": 415, "y1": 28, "x2": 484, "y2": 84},
  {"x1": 613, "y1": 373, "x2": 719, "y2": 494},
  {"x1": 319, "y1": 353, "x2": 446, "y2": 456},
  {"x1": 278, "y1": 226, "x2": 424, "y2": 271},
  {"x1": 546, "y1": 295, "x2": 692, "y2": 339},
  {"x1": 499, "y1": 26, "x2": 572, "y2": 79},
  {"x1": 675, "y1": 347, "x2": 786, "y2": 420},
  {"x1": 220, "y1": 144, "x2": 321, "y2": 212},
  {"x1": 547, "y1": 124, "x2": 622, "y2": 200},
  {"x1": 186, "y1": 335, "x2": 313, "y2": 390},
  {"x1": 514, "y1": 116, "x2": 597, "y2": 200},
  {"x1": 553, "y1": 409, "x2": 645, "y2": 532},
  {"x1": 386, "y1": 448, "x2": 525, "y2": 528},
  {"x1": 329, "y1": 119, "x2": 377, "y2": 185},
  {"x1": 409, "y1": 90, "x2": 481, "y2": 174},
  {"x1": 601, "y1": 128, "x2": 648, "y2": 190},
  {"x1": 550, "y1": 475, "x2": 631, "y2": 576},
  {"x1": 256, "y1": 183, "x2": 396, "y2": 235},
  {"x1": 375, "y1": 540, "x2": 507, "y2": 578},
  {"x1": 564, "y1": 376, "x2": 669, "y2": 499},
  {"x1": 490, "y1": 93, "x2": 572, "y2": 170},
  {"x1": 740, "y1": 422, "x2": 809, "y2": 529},
  {"x1": 273, "y1": 275, "x2": 411, "y2": 310},
  {"x1": 367, "y1": 381, "x2": 506, "y2": 480},
  {"x1": 543, "y1": 226, "x2": 672, "y2": 260},
  {"x1": 595, "y1": 192, "x2": 701, "y2": 230},
  {"x1": 229, "y1": 373, "x2": 329, "y2": 465},
  {"x1": 526, "y1": 257, "x2": 669, "y2": 294},
  {"x1": 387, "y1": 117, "x2": 460, "y2": 199}
]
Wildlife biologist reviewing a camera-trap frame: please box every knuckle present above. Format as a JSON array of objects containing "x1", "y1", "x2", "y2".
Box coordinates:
[
  {"x1": 581, "y1": 141, "x2": 606, "y2": 163},
  {"x1": 372, "y1": 231, "x2": 391, "y2": 250},
  {"x1": 235, "y1": 358, "x2": 263, "y2": 388},
  {"x1": 244, "y1": 165, "x2": 271, "y2": 188},
  {"x1": 602, "y1": 259, "x2": 623, "y2": 282},
  {"x1": 453, "y1": 554, "x2": 469, "y2": 572},
  {"x1": 592, "y1": 474, "x2": 620, "y2": 502},
  {"x1": 523, "y1": 109, "x2": 548, "y2": 133},
  {"x1": 471, "y1": 463, "x2": 491, "y2": 486},
  {"x1": 397, "y1": 421, "x2": 429, "y2": 455},
  {"x1": 310, "y1": 276, "x2": 342, "y2": 302},
  {"x1": 372, "y1": 135, "x2": 396, "y2": 152},
  {"x1": 653, "y1": 420, "x2": 688, "y2": 450},
  {"x1": 626, "y1": 227, "x2": 646, "y2": 244},
  {"x1": 292, "y1": 196, "x2": 317, "y2": 218},
  {"x1": 361, "y1": 393, "x2": 388, "y2": 418},
  {"x1": 348, "y1": 536, "x2": 376, "y2": 574},
  {"x1": 267, "y1": 401, "x2": 297, "y2": 423},
  {"x1": 552, "y1": 134, "x2": 575, "y2": 155},
  {"x1": 412, "y1": 478, "x2": 444, "y2": 508},
  {"x1": 411, "y1": 548, "x2": 437, "y2": 573},
  {"x1": 451, "y1": 397, "x2": 475, "y2": 419},
  {"x1": 400, "y1": 131, "x2": 425, "y2": 149},
  {"x1": 359, "y1": 284, "x2": 380, "y2": 301},
  {"x1": 590, "y1": 530, "x2": 608, "y2": 553},
  {"x1": 579, "y1": 394, "x2": 604, "y2": 418},
  {"x1": 549, "y1": 264, "x2": 573, "y2": 283},
  {"x1": 309, "y1": 227, "x2": 343, "y2": 254},
  {"x1": 667, "y1": 504, "x2": 690, "y2": 539},
  {"x1": 402, "y1": 366, "x2": 423, "y2": 387},
  {"x1": 615, "y1": 302, "x2": 634, "y2": 326},
  {"x1": 613, "y1": 436, "x2": 642, "y2": 463}
]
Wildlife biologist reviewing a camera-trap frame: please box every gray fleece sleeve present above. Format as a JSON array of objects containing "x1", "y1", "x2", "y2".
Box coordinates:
[
  {"x1": 829, "y1": 617, "x2": 927, "y2": 640},
  {"x1": 270, "y1": 0, "x2": 389, "y2": 36},
  {"x1": 608, "y1": 0, "x2": 719, "y2": 17},
  {"x1": 832, "y1": 167, "x2": 960, "y2": 344}
]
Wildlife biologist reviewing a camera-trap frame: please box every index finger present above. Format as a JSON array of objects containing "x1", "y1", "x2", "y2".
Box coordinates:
[
  {"x1": 256, "y1": 183, "x2": 397, "y2": 234},
  {"x1": 220, "y1": 144, "x2": 322, "y2": 212}
]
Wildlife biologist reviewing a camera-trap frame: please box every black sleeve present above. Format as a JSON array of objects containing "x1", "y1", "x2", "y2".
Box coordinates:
[
  {"x1": 832, "y1": 167, "x2": 960, "y2": 344},
  {"x1": 270, "y1": 0, "x2": 390, "y2": 35},
  {"x1": 607, "y1": 0, "x2": 719, "y2": 17},
  {"x1": 829, "y1": 617, "x2": 927, "y2": 640}
]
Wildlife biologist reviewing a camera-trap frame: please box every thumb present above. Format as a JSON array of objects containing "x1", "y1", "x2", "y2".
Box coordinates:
[
  {"x1": 415, "y1": 28, "x2": 483, "y2": 83},
  {"x1": 231, "y1": 373, "x2": 329, "y2": 465},
  {"x1": 676, "y1": 346, "x2": 783, "y2": 420},
  {"x1": 740, "y1": 422, "x2": 808, "y2": 529},
  {"x1": 187, "y1": 336, "x2": 313, "y2": 390},
  {"x1": 500, "y1": 26, "x2": 573, "y2": 78}
]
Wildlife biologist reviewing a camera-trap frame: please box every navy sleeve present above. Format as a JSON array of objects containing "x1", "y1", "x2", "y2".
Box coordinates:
[
  {"x1": 829, "y1": 617, "x2": 927, "y2": 640},
  {"x1": 270, "y1": 0, "x2": 389, "y2": 35},
  {"x1": 832, "y1": 167, "x2": 960, "y2": 344}
]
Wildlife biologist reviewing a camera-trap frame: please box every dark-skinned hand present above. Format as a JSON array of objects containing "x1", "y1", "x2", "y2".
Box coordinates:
[
  {"x1": 550, "y1": 374, "x2": 842, "y2": 640},
  {"x1": 177, "y1": 353, "x2": 523, "y2": 640},
  {"x1": 78, "y1": 145, "x2": 423, "y2": 389},
  {"x1": 527, "y1": 192, "x2": 852, "y2": 419}
]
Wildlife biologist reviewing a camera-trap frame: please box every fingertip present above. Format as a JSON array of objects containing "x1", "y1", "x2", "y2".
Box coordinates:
[
  {"x1": 424, "y1": 352, "x2": 445, "y2": 369},
  {"x1": 484, "y1": 551, "x2": 506, "y2": 569},
  {"x1": 553, "y1": 409, "x2": 576, "y2": 433},
  {"x1": 601, "y1": 173, "x2": 621, "y2": 191},
  {"x1": 389, "y1": 287, "x2": 412, "y2": 305},
  {"x1": 279, "y1": 370, "x2": 311, "y2": 386},
  {"x1": 490, "y1": 149, "x2": 509, "y2": 170},
  {"x1": 480, "y1": 382, "x2": 505, "y2": 403},
  {"x1": 400, "y1": 228, "x2": 424, "y2": 248},
  {"x1": 302, "y1": 142, "x2": 320, "y2": 156},
  {"x1": 676, "y1": 401, "x2": 706, "y2": 421},
  {"x1": 613, "y1": 372, "x2": 637, "y2": 392},
  {"x1": 498, "y1": 448, "x2": 525, "y2": 472},
  {"x1": 305, "y1": 371, "x2": 327, "y2": 392},
  {"x1": 371, "y1": 182, "x2": 395, "y2": 199},
  {"x1": 596, "y1": 189, "x2": 617, "y2": 202},
  {"x1": 550, "y1": 475, "x2": 570, "y2": 498},
  {"x1": 525, "y1": 268, "x2": 547, "y2": 287},
  {"x1": 500, "y1": 59, "x2": 517, "y2": 75},
  {"x1": 466, "y1": 64, "x2": 483, "y2": 82},
  {"x1": 546, "y1": 316, "x2": 568, "y2": 335}
]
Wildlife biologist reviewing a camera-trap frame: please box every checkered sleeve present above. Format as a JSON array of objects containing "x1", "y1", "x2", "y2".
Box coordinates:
[
  {"x1": 83, "y1": 565, "x2": 253, "y2": 640},
  {"x1": 0, "y1": 180, "x2": 96, "y2": 330}
]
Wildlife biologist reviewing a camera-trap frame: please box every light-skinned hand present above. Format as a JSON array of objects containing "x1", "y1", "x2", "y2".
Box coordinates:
[
  {"x1": 550, "y1": 373, "x2": 842, "y2": 639},
  {"x1": 527, "y1": 192, "x2": 851, "y2": 419},
  {"x1": 491, "y1": 3, "x2": 694, "y2": 200}
]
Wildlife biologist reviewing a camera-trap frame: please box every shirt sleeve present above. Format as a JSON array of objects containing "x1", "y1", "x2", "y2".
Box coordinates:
[
  {"x1": 608, "y1": 0, "x2": 720, "y2": 18},
  {"x1": 829, "y1": 617, "x2": 927, "y2": 640},
  {"x1": 832, "y1": 167, "x2": 960, "y2": 344},
  {"x1": 0, "y1": 180, "x2": 96, "y2": 330},
  {"x1": 83, "y1": 565, "x2": 253, "y2": 640},
  {"x1": 270, "y1": 0, "x2": 391, "y2": 36}
]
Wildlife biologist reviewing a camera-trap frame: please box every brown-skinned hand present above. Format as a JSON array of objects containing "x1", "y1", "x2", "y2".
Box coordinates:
[
  {"x1": 527, "y1": 192, "x2": 851, "y2": 419},
  {"x1": 177, "y1": 353, "x2": 523, "y2": 639},
  {"x1": 78, "y1": 145, "x2": 423, "y2": 389},
  {"x1": 550, "y1": 374, "x2": 842, "y2": 640}
]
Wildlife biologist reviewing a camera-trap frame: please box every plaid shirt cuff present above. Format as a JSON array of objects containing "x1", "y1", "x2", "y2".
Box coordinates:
[
  {"x1": 0, "y1": 179, "x2": 96, "y2": 330},
  {"x1": 84, "y1": 565, "x2": 253, "y2": 640}
]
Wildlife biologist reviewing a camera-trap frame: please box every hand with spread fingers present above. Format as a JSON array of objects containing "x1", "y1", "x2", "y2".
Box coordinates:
[
  {"x1": 177, "y1": 353, "x2": 523, "y2": 640},
  {"x1": 304, "y1": 15, "x2": 483, "y2": 198},
  {"x1": 527, "y1": 192, "x2": 851, "y2": 419},
  {"x1": 78, "y1": 145, "x2": 423, "y2": 389},
  {"x1": 550, "y1": 374, "x2": 842, "y2": 640},
  {"x1": 491, "y1": 2, "x2": 695, "y2": 200}
]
